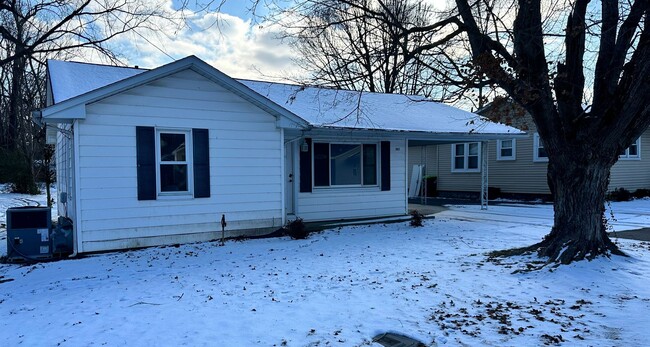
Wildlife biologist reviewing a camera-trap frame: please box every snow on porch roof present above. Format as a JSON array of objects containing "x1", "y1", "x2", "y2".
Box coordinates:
[{"x1": 47, "y1": 58, "x2": 523, "y2": 136}]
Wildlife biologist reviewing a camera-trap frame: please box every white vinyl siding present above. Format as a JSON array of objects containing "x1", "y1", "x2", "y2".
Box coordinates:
[
  {"x1": 296, "y1": 139, "x2": 406, "y2": 221},
  {"x1": 55, "y1": 124, "x2": 75, "y2": 219},
  {"x1": 75, "y1": 69, "x2": 284, "y2": 252}
]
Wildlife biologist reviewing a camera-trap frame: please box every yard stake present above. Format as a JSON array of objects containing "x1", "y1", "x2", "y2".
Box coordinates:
[{"x1": 220, "y1": 214, "x2": 227, "y2": 246}]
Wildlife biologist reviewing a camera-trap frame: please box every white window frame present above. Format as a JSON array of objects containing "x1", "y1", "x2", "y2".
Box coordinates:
[
  {"x1": 451, "y1": 142, "x2": 481, "y2": 173},
  {"x1": 312, "y1": 141, "x2": 379, "y2": 188},
  {"x1": 619, "y1": 137, "x2": 641, "y2": 160},
  {"x1": 533, "y1": 133, "x2": 548, "y2": 162},
  {"x1": 496, "y1": 139, "x2": 516, "y2": 161},
  {"x1": 155, "y1": 128, "x2": 193, "y2": 197}
]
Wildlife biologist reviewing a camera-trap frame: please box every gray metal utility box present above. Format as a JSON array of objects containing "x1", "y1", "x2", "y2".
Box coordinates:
[{"x1": 6, "y1": 206, "x2": 52, "y2": 261}]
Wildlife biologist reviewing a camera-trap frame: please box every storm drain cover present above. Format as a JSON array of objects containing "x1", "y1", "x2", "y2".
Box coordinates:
[{"x1": 372, "y1": 332, "x2": 426, "y2": 347}]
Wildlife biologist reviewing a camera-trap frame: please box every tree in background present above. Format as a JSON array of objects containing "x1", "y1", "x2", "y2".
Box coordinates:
[
  {"x1": 0, "y1": 0, "x2": 174, "y2": 193},
  {"x1": 282, "y1": 0, "x2": 489, "y2": 104},
  {"x1": 274, "y1": 0, "x2": 649, "y2": 263}
]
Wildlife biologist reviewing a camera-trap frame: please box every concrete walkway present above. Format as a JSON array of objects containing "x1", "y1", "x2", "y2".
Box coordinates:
[{"x1": 609, "y1": 228, "x2": 650, "y2": 242}]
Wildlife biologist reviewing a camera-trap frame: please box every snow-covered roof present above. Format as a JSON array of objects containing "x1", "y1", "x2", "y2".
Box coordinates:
[
  {"x1": 239, "y1": 80, "x2": 521, "y2": 135},
  {"x1": 46, "y1": 58, "x2": 523, "y2": 136},
  {"x1": 48, "y1": 60, "x2": 145, "y2": 104}
]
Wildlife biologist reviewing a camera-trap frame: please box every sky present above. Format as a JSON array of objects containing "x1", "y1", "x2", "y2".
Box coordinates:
[
  {"x1": 90, "y1": 0, "x2": 449, "y2": 83},
  {"x1": 100, "y1": 0, "x2": 303, "y2": 82}
]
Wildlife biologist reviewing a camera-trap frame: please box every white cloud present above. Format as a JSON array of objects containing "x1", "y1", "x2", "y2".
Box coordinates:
[{"x1": 109, "y1": 7, "x2": 303, "y2": 82}]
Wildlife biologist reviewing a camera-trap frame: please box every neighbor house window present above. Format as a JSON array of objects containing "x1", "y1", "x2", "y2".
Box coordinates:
[
  {"x1": 313, "y1": 142, "x2": 377, "y2": 187},
  {"x1": 533, "y1": 133, "x2": 548, "y2": 162},
  {"x1": 157, "y1": 130, "x2": 192, "y2": 194},
  {"x1": 620, "y1": 137, "x2": 641, "y2": 160},
  {"x1": 451, "y1": 142, "x2": 480, "y2": 173},
  {"x1": 497, "y1": 139, "x2": 516, "y2": 160}
]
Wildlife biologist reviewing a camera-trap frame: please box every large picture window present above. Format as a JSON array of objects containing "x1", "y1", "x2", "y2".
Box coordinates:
[
  {"x1": 451, "y1": 142, "x2": 480, "y2": 172},
  {"x1": 313, "y1": 142, "x2": 378, "y2": 187},
  {"x1": 158, "y1": 130, "x2": 191, "y2": 193},
  {"x1": 620, "y1": 137, "x2": 641, "y2": 160}
]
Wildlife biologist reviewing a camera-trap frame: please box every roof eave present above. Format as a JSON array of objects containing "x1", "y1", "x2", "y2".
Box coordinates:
[
  {"x1": 305, "y1": 125, "x2": 527, "y2": 140},
  {"x1": 41, "y1": 56, "x2": 310, "y2": 129}
]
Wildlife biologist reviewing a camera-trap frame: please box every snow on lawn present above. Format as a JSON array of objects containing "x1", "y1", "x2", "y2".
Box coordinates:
[{"x1": 0, "y1": 195, "x2": 649, "y2": 346}]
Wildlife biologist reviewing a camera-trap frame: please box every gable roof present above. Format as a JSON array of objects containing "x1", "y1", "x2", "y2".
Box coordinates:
[
  {"x1": 41, "y1": 56, "x2": 308, "y2": 128},
  {"x1": 43, "y1": 56, "x2": 524, "y2": 137}
]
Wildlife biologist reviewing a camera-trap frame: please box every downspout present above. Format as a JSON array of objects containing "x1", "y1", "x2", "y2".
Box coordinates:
[{"x1": 34, "y1": 109, "x2": 79, "y2": 258}]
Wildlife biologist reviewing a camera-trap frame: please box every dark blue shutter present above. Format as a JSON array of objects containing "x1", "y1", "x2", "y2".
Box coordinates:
[
  {"x1": 136, "y1": 126, "x2": 156, "y2": 200},
  {"x1": 192, "y1": 128, "x2": 210, "y2": 198},
  {"x1": 380, "y1": 141, "x2": 391, "y2": 191},
  {"x1": 299, "y1": 138, "x2": 312, "y2": 192}
]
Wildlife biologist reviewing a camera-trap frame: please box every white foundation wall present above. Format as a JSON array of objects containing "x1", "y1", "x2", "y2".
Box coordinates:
[{"x1": 75, "y1": 69, "x2": 284, "y2": 252}]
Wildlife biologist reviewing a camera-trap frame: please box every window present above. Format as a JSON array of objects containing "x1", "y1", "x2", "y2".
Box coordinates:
[
  {"x1": 451, "y1": 142, "x2": 481, "y2": 172},
  {"x1": 313, "y1": 142, "x2": 378, "y2": 187},
  {"x1": 533, "y1": 133, "x2": 548, "y2": 162},
  {"x1": 497, "y1": 139, "x2": 516, "y2": 160},
  {"x1": 620, "y1": 137, "x2": 641, "y2": 160},
  {"x1": 136, "y1": 127, "x2": 210, "y2": 201},
  {"x1": 157, "y1": 130, "x2": 192, "y2": 194}
]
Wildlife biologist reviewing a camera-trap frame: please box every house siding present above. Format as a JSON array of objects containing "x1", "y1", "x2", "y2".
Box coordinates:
[
  {"x1": 295, "y1": 138, "x2": 407, "y2": 221},
  {"x1": 409, "y1": 120, "x2": 650, "y2": 195},
  {"x1": 55, "y1": 124, "x2": 75, "y2": 219},
  {"x1": 76, "y1": 69, "x2": 284, "y2": 252},
  {"x1": 407, "y1": 145, "x2": 438, "y2": 188},
  {"x1": 609, "y1": 130, "x2": 650, "y2": 191}
]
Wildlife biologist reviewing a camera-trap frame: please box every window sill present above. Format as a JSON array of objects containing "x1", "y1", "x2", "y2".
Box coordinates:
[
  {"x1": 533, "y1": 158, "x2": 549, "y2": 163},
  {"x1": 618, "y1": 157, "x2": 641, "y2": 161},
  {"x1": 310, "y1": 186, "x2": 381, "y2": 193},
  {"x1": 451, "y1": 169, "x2": 481, "y2": 173},
  {"x1": 496, "y1": 157, "x2": 516, "y2": 161},
  {"x1": 157, "y1": 192, "x2": 194, "y2": 200}
]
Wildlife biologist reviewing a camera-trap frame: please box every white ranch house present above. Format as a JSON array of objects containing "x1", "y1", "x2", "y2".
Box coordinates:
[{"x1": 37, "y1": 56, "x2": 523, "y2": 254}]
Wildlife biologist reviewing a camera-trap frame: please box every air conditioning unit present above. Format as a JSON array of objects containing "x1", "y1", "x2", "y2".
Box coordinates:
[{"x1": 6, "y1": 206, "x2": 52, "y2": 262}]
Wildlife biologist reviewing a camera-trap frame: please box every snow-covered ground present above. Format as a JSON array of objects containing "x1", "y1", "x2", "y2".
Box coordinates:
[{"x1": 1, "y1": 190, "x2": 649, "y2": 346}]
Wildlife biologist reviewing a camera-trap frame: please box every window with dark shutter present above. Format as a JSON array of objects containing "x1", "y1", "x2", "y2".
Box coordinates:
[
  {"x1": 380, "y1": 141, "x2": 391, "y2": 191},
  {"x1": 299, "y1": 138, "x2": 312, "y2": 192},
  {"x1": 192, "y1": 128, "x2": 210, "y2": 198},
  {"x1": 136, "y1": 126, "x2": 156, "y2": 200}
]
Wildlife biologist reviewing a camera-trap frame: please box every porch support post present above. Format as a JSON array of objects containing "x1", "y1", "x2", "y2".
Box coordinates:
[{"x1": 480, "y1": 141, "x2": 488, "y2": 210}]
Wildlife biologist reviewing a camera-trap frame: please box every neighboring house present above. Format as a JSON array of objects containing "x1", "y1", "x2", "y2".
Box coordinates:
[
  {"x1": 36, "y1": 56, "x2": 523, "y2": 254},
  {"x1": 408, "y1": 100, "x2": 650, "y2": 199}
]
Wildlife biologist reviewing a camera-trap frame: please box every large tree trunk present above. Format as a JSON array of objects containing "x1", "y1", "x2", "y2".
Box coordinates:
[{"x1": 538, "y1": 155, "x2": 623, "y2": 263}]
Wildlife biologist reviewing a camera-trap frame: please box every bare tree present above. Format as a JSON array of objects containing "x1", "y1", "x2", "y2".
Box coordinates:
[
  {"x1": 450, "y1": 0, "x2": 649, "y2": 263},
  {"x1": 0, "y1": 0, "x2": 178, "y2": 192},
  {"x1": 281, "y1": 0, "x2": 489, "y2": 104},
  {"x1": 273, "y1": 0, "x2": 650, "y2": 263}
]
